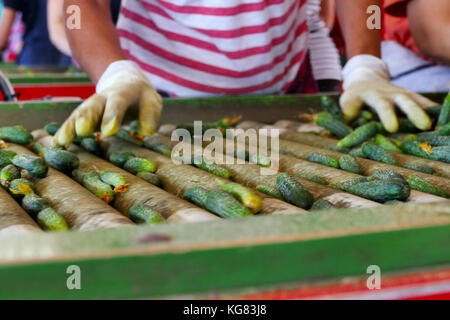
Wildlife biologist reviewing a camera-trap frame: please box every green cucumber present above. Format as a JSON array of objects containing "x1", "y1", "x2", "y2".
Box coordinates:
[
  {"x1": 12, "y1": 154, "x2": 48, "y2": 179},
  {"x1": 136, "y1": 171, "x2": 162, "y2": 187},
  {"x1": 192, "y1": 157, "x2": 231, "y2": 179},
  {"x1": 9, "y1": 178, "x2": 36, "y2": 197},
  {"x1": 417, "y1": 134, "x2": 450, "y2": 147},
  {"x1": 44, "y1": 123, "x2": 61, "y2": 136},
  {"x1": 116, "y1": 128, "x2": 144, "y2": 146},
  {"x1": 331, "y1": 177, "x2": 371, "y2": 191},
  {"x1": 337, "y1": 122, "x2": 379, "y2": 148},
  {"x1": 22, "y1": 194, "x2": 51, "y2": 216},
  {"x1": 216, "y1": 179, "x2": 262, "y2": 214},
  {"x1": 129, "y1": 204, "x2": 165, "y2": 225},
  {"x1": 43, "y1": 147, "x2": 79, "y2": 173},
  {"x1": 321, "y1": 96, "x2": 342, "y2": 120},
  {"x1": 400, "y1": 140, "x2": 431, "y2": 158},
  {"x1": 150, "y1": 144, "x2": 172, "y2": 158},
  {"x1": 80, "y1": 138, "x2": 102, "y2": 156},
  {"x1": 338, "y1": 155, "x2": 364, "y2": 174},
  {"x1": 71, "y1": 168, "x2": 88, "y2": 184},
  {"x1": 205, "y1": 189, "x2": 253, "y2": 218},
  {"x1": 402, "y1": 163, "x2": 435, "y2": 175},
  {"x1": 337, "y1": 179, "x2": 409, "y2": 203},
  {"x1": 306, "y1": 152, "x2": 339, "y2": 168},
  {"x1": 73, "y1": 134, "x2": 95, "y2": 145},
  {"x1": 426, "y1": 105, "x2": 442, "y2": 117},
  {"x1": 374, "y1": 134, "x2": 403, "y2": 153},
  {"x1": 249, "y1": 153, "x2": 271, "y2": 168},
  {"x1": 407, "y1": 176, "x2": 449, "y2": 198},
  {"x1": 349, "y1": 147, "x2": 367, "y2": 158},
  {"x1": 99, "y1": 171, "x2": 128, "y2": 193},
  {"x1": 0, "y1": 165, "x2": 20, "y2": 184},
  {"x1": 0, "y1": 150, "x2": 17, "y2": 167},
  {"x1": 183, "y1": 187, "x2": 209, "y2": 208},
  {"x1": 369, "y1": 170, "x2": 410, "y2": 200},
  {"x1": 0, "y1": 126, "x2": 33, "y2": 145},
  {"x1": 82, "y1": 171, "x2": 115, "y2": 203},
  {"x1": 326, "y1": 146, "x2": 351, "y2": 154},
  {"x1": 311, "y1": 199, "x2": 335, "y2": 211},
  {"x1": 315, "y1": 112, "x2": 352, "y2": 138},
  {"x1": 255, "y1": 185, "x2": 284, "y2": 200},
  {"x1": 436, "y1": 123, "x2": 450, "y2": 136},
  {"x1": 276, "y1": 173, "x2": 314, "y2": 209},
  {"x1": 362, "y1": 142, "x2": 398, "y2": 165},
  {"x1": 295, "y1": 173, "x2": 329, "y2": 186},
  {"x1": 124, "y1": 158, "x2": 156, "y2": 174},
  {"x1": 436, "y1": 94, "x2": 450, "y2": 128},
  {"x1": 428, "y1": 146, "x2": 450, "y2": 163},
  {"x1": 37, "y1": 208, "x2": 69, "y2": 231},
  {"x1": 109, "y1": 152, "x2": 136, "y2": 168}
]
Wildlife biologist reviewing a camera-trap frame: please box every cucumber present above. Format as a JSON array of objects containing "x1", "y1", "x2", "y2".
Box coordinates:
[
  {"x1": 349, "y1": 147, "x2": 367, "y2": 158},
  {"x1": 37, "y1": 208, "x2": 69, "y2": 231},
  {"x1": 129, "y1": 120, "x2": 140, "y2": 134},
  {"x1": 311, "y1": 199, "x2": 335, "y2": 211},
  {"x1": 326, "y1": 146, "x2": 351, "y2": 154},
  {"x1": 80, "y1": 138, "x2": 102, "y2": 156},
  {"x1": 73, "y1": 134, "x2": 95, "y2": 145},
  {"x1": 124, "y1": 158, "x2": 156, "y2": 174},
  {"x1": 0, "y1": 165, "x2": 20, "y2": 184},
  {"x1": 370, "y1": 170, "x2": 405, "y2": 182},
  {"x1": 136, "y1": 171, "x2": 162, "y2": 187},
  {"x1": 71, "y1": 168, "x2": 88, "y2": 184},
  {"x1": 43, "y1": 147, "x2": 80, "y2": 173},
  {"x1": 436, "y1": 123, "x2": 450, "y2": 136},
  {"x1": 407, "y1": 176, "x2": 449, "y2": 198},
  {"x1": 150, "y1": 144, "x2": 172, "y2": 158},
  {"x1": 44, "y1": 123, "x2": 61, "y2": 136},
  {"x1": 12, "y1": 154, "x2": 48, "y2": 179},
  {"x1": 321, "y1": 96, "x2": 342, "y2": 120},
  {"x1": 0, "y1": 126, "x2": 33, "y2": 145},
  {"x1": 338, "y1": 155, "x2": 364, "y2": 174},
  {"x1": 255, "y1": 185, "x2": 284, "y2": 200},
  {"x1": 374, "y1": 134, "x2": 403, "y2": 153},
  {"x1": 22, "y1": 194, "x2": 51, "y2": 216},
  {"x1": 183, "y1": 187, "x2": 209, "y2": 208},
  {"x1": 82, "y1": 171, "x2": 115, "y2": 203},
  {"x1": 337, "y1": 179, "x2": 409, "y2": 203},
  {"x1": 276, "y1": 173, "x2": 314, "y2": 209},
  {"x1": 306, "y1": 152, "x2": 339, "y2": 168},
  {"x1": 402, "y1": 163, "x2": 435, "y2": 175},
  {"x1": 99, "y1": 171, "x2": 128, "y2": 193},
  {"x1": 426, "y1": 105, "x2": 442, "y2": 117},
  {"x1": 9, "y1": 178, "x2": 36, "y2": 197},
  {"x1": 428, "y1": 146, "x2": 450, "y2": 163},
  {"x1": 216, "y1": 179, "x2": 262, "y2": 214},
  {"x1": 400, "y1": 140, "x2": 431, "y2": 158},
  {"x1": 332, "y1": 177, "x2": 371, "y2": 191},
  {"x1": 362, "y1": 142, "x2": 398, "y2": 165},
  {"x1": 0, "y1": 150, "x2": 17, "y2": 167},
  {"x1": 109, "y1": 152, "x2": 136, "y2": 168},
  {"x1": 192, "y1": 157, "x2": 231, "y2": 179},
  {"x1": 205, "y1": 189, "x2": 253, "y2": 218},
  {"x1": 116, "y1": 128, "x2": 144, "y2": 146},
  {"x1": 337, "y1": 122, "x2": 379, "y2": 148},
  {"x1": 351, "y1": 117, "x2": 368, "y2": 128},
  {"x1": 315, "y1": 112, "x2": 352, "y2": 138},
  {"x1": 436, "y1": 94, "x2": 450, "y2": 128},
  {"x1": 129, "y1": 204, "x2": 165, "y2": 225},
  {"x1": 295, "y1": 173, "x2": 329, "y2": 186},
  {"x1": 29, "y1": 142, "x2": 46, "y2": 156},
  {"x1": 417, "y1": 134, "x2": 450, "y2": 147},
  {"x1": 249, "y1": 153, "x2": 271, "y2": 168}
]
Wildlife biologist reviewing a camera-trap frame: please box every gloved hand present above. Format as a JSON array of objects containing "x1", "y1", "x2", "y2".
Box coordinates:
[
  {"x1": 54, "y1": 60, "x2": 162, "y2": 146},
  {"x1": 340, "y1": 55, "x2": 436, "y2": 133}
]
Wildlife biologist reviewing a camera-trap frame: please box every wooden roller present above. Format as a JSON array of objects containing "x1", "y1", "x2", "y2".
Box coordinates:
[
  {"x1": 37, "y1": 135, "x2": 218, "y2": 223},
  {"x1": 6, "y1": 143, "x2": 133, "y2": 231},
  {"x1": 0, "y1": 187, "x2": 42, "y2": 235}
]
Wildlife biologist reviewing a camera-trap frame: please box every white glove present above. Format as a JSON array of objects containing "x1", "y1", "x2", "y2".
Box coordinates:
[
  {"x1": 340, "y1": 55, "x2": 436, "y2": 133},
  {"x1": 54, "y1": 60, "x2": 162, "y2": 146}
]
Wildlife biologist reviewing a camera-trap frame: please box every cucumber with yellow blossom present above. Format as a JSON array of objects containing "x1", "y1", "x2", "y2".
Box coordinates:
[{"x1": 216, "y1": 179, "x2": 262, "y2": 214}]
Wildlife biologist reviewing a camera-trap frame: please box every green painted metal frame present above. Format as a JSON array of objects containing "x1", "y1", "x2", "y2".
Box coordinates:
[{"x1": 0, "y1": 93, "x2": 449, "y2": 299}]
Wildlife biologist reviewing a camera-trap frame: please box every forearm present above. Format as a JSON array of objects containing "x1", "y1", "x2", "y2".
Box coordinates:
[
  {"x1": 408, "y1": 0, "x2": 450, "y2": 65},
  {"x1": 48, "y1": 0, "x2": 72, "y2": 56},
  {"x1": 336, "y1": 0, "x2": 381, "y2": 58},
  {"x1": 0, "y1": 8, "x2": 16, "y2": 50},
  {"x1": 64, "y1": 0, "x2": 127, "y2": 83}
]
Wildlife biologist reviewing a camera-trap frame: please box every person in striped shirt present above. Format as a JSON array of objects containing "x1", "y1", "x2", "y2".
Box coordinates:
[{"x1": 54, "y1": 0, "x2": 438, "y2": 146}]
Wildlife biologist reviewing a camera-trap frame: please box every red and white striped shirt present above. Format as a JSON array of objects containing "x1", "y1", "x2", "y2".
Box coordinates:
[{"x1": 117, "y1": 0, "x2": 309, "y2": 97}]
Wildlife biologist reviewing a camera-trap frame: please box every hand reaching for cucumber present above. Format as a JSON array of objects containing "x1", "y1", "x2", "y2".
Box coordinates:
[
  {"x1": 340, "y1": 55, "x2": 437, "y2": 133},
  {"x1": 54, "y1": 61, "x2": 162, "y2": 146}
]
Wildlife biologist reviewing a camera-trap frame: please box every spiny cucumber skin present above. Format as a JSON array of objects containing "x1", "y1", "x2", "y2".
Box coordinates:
[
  {"x1": 402, "y1": 163, "x2": 435, "y2": 175},
  {"x1": 249, "y1": 153, "x2": 272, "y2": 168},
  {"x1": 0, "y1": 150, "x2": 17, "y2": 167},
  {"x1": 44, "y1": 123, "x2": 61, "y2": 136},
  {"x1": 417, "y1": 135, "x2": 450, "y2": 147},
  {"x1": 428, "y1": 146, "x2": 450, "y2": 163},
  {"x1": 129, "y1": 205, "x2": 165, "y2": 225},
  {"x1": 216, "y1": 180, "x2": 262, "y2": 214},
  {"x1": 331, "y1": 177, "x2": 371, "y2": 191},
  {"x1": 183, "y1": 187, "x2": 209, "y2": 208},
  {"x1": 0, "y1": 126, "x2": 34, "y2": 145},
  {"x1": 295, "y1": 173, "x2": 328, "y2": 186},
  {"x1": 136, "y1": 171, "x2": 162, "y2": 187},
  {"x1": 82, "y1": 171, "x2": 115, "y2": 203},
  {"x1": 44, "y1": 147, "x2": 80, "y2": 173},
  {"x1": 109, "y1": 152, "x2": 136, "y2": 168},
  {"x1": 369, "y1": 170, "x2": 410, "y2": 201},
  {"x1": 22, "y1": 194, "x2": 51, "y2": 216},
  {"x1": 362, "y1": 142, "x2": 398, "y2": 165},
  {"x1": 205, "y1": 189, "x2": 253, "y2": 218},
  {"x1": 311, "y1": 199, "x2": 335, "y2": 211},
  {"x1": 306, "y1": 152, "x2": 339, "y2": 168},
  {"x1": 315, "y1": 112, "x2": 352, "y2": 138},
  {"x1": 0, "y1": 164, "x2": 20, "y2": 183},
  {"x1": 12, "y1": 154, "x2": 48, "y2": 179},
  {"x1": 374, "y1": 134, "x2": 403, "y2": 153},
  {"x1": 338, "y1": 155, "x2": 364, "y2": 175},
  {"x1": 321, "y1": 96, "x2": 342, "y2": 120},
  {"x1": 193, "y1": 158, "x2": 231, "y2": 179},
  {"x1": 436, "y1": 94, "x2": 450, "y2": 128},
  {"x1": 256, "y1": 185, "x2": 284, "y2": 200},
  {"x1": 80, "y1": 138, "x2": 102, "y2": 156},
  {"x1": 339, "y1": 180, "x2": 409, "y2": 203},
  {"x1": 277, "y1": 173, "x2": 314, "y2": 210},
  {"x1": 349, "y1": 147, "x2": 367, "y2": 158},
  {"x1": 124, "y1": 158, "x2": 156, "y2": 175},
  {"x1": 400, "y1": 141, "x2": 430, "y2": 158},
  {"x1": 37, "y1": 208, "x2": 69, "y2": 231},
  {"x1": 436, "y1": 123, "x2": 450, "y2": 136},
  {"x1": 337, "y1": 122, "x2": 379, "y2": 148},
  {"x1": 407, "y1": 176, "x2": 449, "y2": 199}
]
